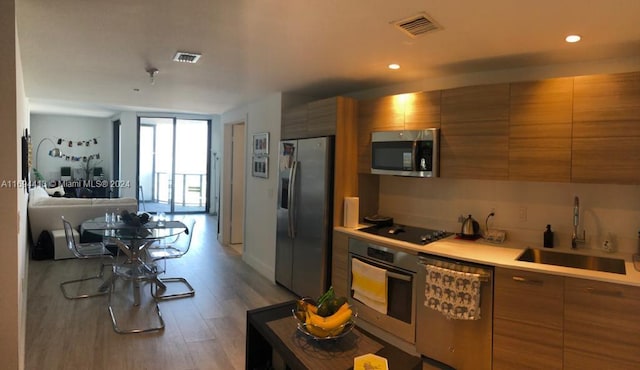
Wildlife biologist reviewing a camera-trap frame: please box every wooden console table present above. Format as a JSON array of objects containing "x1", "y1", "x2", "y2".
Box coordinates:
[{"x1": 246, "y1": 300, "x2": 421, "y2": 370}]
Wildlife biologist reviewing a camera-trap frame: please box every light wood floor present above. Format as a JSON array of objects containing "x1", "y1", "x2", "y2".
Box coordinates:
[{"x1": 25, "y1": 214, "x2": 296, "y2": 370}]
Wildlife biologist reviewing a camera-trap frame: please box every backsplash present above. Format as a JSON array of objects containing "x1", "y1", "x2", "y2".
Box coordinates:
[{"x1": 377, "y1": 176, "x2": 640, "y2": 255}]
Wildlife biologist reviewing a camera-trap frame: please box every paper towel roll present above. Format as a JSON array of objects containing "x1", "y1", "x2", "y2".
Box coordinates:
[{"x1": 344, "y1": 197, "x2": 359, "y2": 228}]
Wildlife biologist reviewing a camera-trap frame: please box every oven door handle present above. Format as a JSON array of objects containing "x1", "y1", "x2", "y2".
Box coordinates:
[{"x1": 387, "y1": 271, "x2": 412, "y2": 282}]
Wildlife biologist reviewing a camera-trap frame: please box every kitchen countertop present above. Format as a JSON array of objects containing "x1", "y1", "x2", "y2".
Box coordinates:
[{"x1": 335, "y1": 225, "x2": 640, "y2": 287}]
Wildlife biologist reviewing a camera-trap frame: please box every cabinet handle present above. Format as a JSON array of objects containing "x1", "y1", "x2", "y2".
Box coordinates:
[
  {"x1": 585, "y1": 287, "x2": 623, "y2": 297},
  {"x1": 512, "y1": 276, "x2": 543, "y2": 285}
]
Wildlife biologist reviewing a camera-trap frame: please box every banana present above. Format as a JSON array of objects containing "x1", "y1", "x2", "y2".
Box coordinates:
[
  {"x1": 306, "y1": 305, "x2": 353, "y2": 331},
  {"x1": 304, "y1": 310, "x2": 332, "y2": 338},
  {"x1": 306, "y1": 302, "x2": 318, "y2": 315}
]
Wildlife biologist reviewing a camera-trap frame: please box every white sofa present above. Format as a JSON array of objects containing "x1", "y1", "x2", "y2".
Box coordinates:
[{"x1": 27, "y1": 186, "x2": 138, "y2": 249}]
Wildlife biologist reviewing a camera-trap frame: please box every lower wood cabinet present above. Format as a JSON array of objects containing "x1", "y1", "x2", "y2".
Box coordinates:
[
  {"x1": 493, "y1": 268, "x2": 640, "y2": 370},
  {"x1": 564, "y1": 278, "x2": 640, "y2": 370},
  {"x1": 493, "y1": 268, "x2": 564, "y2": 370},
  {"x1": 331, "y1": 230, "x2": 349, "y2": 298}
]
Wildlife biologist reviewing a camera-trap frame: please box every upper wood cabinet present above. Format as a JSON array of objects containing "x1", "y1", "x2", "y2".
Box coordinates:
[
  {"x1": 404, "y1": 91, "x2": 442, "y2": 129},
  {"x1": 564, "y1": 278, "x2": 640, "y2": 369},
  {"x1": 281, "y1": 96, "x2": 352, "y2": 140},
  {"x1": 357, "y1": 95, "x2": 404, "y2": 174},
  {"x1": 353, "y1": 70, "x2": 640, "y2": 184},
  {"x1": 572, "y1": 72, "x2": 640, "y2": 184},
  {"x1": 440, "y1": 83, "x2": 510, "y2": 180},
  {"x1": 509, "y1": 78, "x2": 573, "y2": 182},
  {"x1": 281, "y1": 104, "x2": 308, "y2": 140},
  {"x1": 281, "y1": 96, "x2": 358, "y2": 228},
  {"x1": 307, "y1": 98, "x2": 339, "y2": 137},
  {"x1": 357, "y1": 91, "x2": 441, "y2": 173}
]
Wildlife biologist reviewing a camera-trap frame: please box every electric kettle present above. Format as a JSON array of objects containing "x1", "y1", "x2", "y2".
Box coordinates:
[{"x1": 461, "y1": 214, "x2": 480, "y2": 237}]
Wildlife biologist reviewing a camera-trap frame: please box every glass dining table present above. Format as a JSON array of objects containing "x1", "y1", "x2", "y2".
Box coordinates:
[{"x1": 81, "y1": 216, "x2": 188, "y2": 306}]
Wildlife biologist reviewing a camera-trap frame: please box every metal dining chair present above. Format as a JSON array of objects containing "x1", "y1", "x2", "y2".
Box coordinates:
[
  {"x1": 108, "y1": 250, "x2": 165, "y2": 334},
  {"x1": 59, "y1": 216, "x2": 114, "y2": 299},
  {"x1": 145, "y1": 218, "x2": 196, "y2": 300}
]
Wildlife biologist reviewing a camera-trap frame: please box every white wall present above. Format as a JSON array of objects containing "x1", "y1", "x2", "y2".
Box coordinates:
[
  {"x1": 30, "y1": 114, "x2": 112, "y2": 182},
  {"x1": 1, "y1": 3, "x2": 28, "y2": 367},
  {"x1": 221, "y1": 93, "x2": 282, "y2": 281},
  {"x1": 114, "y1": 111, "x2": 138, "y2": 198}
]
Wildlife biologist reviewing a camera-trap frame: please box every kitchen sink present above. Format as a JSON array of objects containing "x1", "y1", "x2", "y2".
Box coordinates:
[{"x1": 516, "y1": 247, "x2": 626, "y2": 275}]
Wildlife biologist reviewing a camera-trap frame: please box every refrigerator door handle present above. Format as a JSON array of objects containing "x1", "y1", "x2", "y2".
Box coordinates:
[{"x1": 288, "y1": 161, "x2": 298, "y2": 238}]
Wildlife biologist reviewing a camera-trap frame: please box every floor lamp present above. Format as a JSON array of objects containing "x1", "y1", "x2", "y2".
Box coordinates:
[{"x1": 34, "y1": 138, "x2": 61, "y2": 181}]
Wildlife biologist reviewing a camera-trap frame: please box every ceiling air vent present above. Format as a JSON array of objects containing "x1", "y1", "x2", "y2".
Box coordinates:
[
  {"x1": 173, "y1": 51, "x2": 202, "y2": 64},
  {"x1": 392, "y1": 12, "x2": 441, "y2": 38}
]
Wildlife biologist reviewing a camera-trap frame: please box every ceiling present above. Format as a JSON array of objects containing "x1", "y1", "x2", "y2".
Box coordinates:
[{"x1": 16, "y1": 0, "x2": 640, "y2": 118}]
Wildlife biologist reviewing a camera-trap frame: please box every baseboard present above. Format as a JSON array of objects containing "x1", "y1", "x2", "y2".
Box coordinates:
[{"x1": 242, "y1": 252, "x2": 275, "y2": 284}]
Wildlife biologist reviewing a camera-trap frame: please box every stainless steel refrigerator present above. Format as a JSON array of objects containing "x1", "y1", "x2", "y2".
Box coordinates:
[{"x1": 276, "y1": 136, "x2": 334, "y2": 299}]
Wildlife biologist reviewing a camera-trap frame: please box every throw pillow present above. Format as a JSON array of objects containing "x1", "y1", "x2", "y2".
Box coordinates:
[{"x1": 45, "y1": 185, "x2": 65, "y2": 197}]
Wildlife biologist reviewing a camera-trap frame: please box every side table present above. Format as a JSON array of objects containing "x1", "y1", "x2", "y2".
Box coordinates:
[{"x1": 246, "y1": 300, "x2": 421, "y2": 370}]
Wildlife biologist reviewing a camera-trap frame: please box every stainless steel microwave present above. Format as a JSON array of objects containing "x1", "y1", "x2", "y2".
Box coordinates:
[{"x1": 371, "y1": 129, "x2": 439, "y2": 177}]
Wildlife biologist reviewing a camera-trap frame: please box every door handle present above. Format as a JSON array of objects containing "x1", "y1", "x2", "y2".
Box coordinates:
[
  {"x1": 585, "y1": 287, "x2": 623, "y2": 297},
  {"x1": 512, "y1": 276, "x2": 544, "y2": 285},
  {"x1": 288, "y1": 161, "x2": 298, "y2": 238},
  {"x1": 387, "y1": 271, "x2": 412, "y2": 282}
]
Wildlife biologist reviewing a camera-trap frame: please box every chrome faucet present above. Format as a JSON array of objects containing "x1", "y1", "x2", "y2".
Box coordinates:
[{"x1": 571, "y1": 196, "x2": 586, "y2": 248}]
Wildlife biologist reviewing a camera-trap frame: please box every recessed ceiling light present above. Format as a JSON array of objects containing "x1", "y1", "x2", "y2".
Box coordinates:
[
  {"x1": 388, "y1": 63, "x2": 400, "y2": 70},
  {"x1": 565, "y1": 34, "x2": 581, "y2": 43}
]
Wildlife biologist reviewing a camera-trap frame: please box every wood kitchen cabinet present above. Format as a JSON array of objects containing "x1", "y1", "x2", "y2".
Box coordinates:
[
  {"x1": 330, "y1": 230, "x2": 349, "y2": 298},
  {"x1": 564, "y1": 278, "x2": 640, "y2": 370},
  {"x1": 493, "y1": 267, "x2": 564, "y2": 370},
  {"x1": 404, "y1": 90, "x2": 441, "y2": 130},
  {"x1": 509, "y1": 78, "x2": 573, "y2": 182},
  {"x1": 281, "y1": 104, "x2": 308, "y2": 140},
  {"x1": 440, "y1": 83, "x2": 510, "y2": 180},
  {"x1": 281, "y1": 96, "x2": 358, "y2": 229},
  {"x1": 353, "y1": 70, "x2": 640, "y2": 184},
  {"x1": 357, "y1": 95, "x2": 405, "y2": 174},
  {"x1": 281, "y1": 96, "x2": 354, "y2": 140},
  {"x1": 493, "y1": 268, "x2": 640, "y2": 370},
  {"x1": 572, "y1": 71, "x2": 640, "y2": 184}
]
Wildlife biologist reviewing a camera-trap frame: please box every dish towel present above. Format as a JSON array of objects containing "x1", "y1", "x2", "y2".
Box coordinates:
[
  {"x1": 424, "y1": 264, "x2": 482, "y2": 320},
  {"x1": 351, "y1": 258, "x2": 388, "y2": 314}
]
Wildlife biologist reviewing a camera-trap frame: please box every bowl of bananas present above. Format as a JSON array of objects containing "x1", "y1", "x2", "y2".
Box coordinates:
[{"x1": 292, "y1": 287, "x2": 356, "y2": 340}]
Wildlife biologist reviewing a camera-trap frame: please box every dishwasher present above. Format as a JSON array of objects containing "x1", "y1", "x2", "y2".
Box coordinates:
[{"x1": 416, "y1": 254, "x2": 494, "y2": 370}]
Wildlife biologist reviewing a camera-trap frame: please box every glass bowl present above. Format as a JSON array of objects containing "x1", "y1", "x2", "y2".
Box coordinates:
[{"x1": 292, "y1": 305, "x2": 356, "y2": 340}]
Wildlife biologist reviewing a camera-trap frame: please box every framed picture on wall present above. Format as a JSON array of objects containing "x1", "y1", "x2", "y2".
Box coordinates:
[
  {"x1": 252, "y1": 132, "x2": 269, "y2": 157},
  {"x1": 251, "y1": 156, "x2": 269, "y2": 178}
]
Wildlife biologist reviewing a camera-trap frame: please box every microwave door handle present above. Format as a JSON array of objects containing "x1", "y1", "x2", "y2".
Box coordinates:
[
  {"x1": 411, "y1": 141, "x2": 418, "y2": 171},
  {"x1": 387, "y1": 271, "x2": 412, "y2": 282},
  {"x1": 288, "y1": 161, "x2": 298, "y2": 238}
]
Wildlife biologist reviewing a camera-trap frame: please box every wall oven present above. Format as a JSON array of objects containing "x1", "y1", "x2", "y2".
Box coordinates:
[{"x1": 347, "y1": 238, "x2": 418, "y2": 344}]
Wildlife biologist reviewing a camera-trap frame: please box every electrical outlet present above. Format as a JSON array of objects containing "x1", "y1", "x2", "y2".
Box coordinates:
[{"x1": 519, "y1": 206, "x2": 527, "y2": 222}]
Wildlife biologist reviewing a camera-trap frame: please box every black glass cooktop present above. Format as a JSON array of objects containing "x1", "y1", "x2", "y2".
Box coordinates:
[{"x1": 359, "y1": 224, "x2": 453, "y2": 245}]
